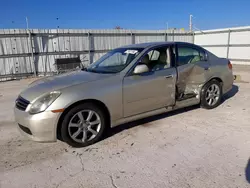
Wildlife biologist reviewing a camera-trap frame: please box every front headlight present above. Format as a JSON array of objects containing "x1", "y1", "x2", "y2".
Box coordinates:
[{"x1": 29, "y1": 91, "x2": 61, "y2": 114}]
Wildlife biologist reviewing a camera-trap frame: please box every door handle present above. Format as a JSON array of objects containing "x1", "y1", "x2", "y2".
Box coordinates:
[
  {"x1": 204, "y1": 67, "x2": 210, "y2": 71},
  {"x1": 165, "y1": 75, "x2": 173, "y2": 79}
]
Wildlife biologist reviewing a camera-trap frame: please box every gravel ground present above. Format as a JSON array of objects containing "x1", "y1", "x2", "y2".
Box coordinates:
[{"x1": 0, "y1": 68, "x2": 250, "y2": 188}]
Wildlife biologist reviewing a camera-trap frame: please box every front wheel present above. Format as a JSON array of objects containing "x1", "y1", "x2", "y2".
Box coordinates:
[
  {"x1": 61, "y1": 103, "x2": 106, "y2": 147},
  {"x1": 201, "y1": 80, "x2": 222, "y2": 109}
]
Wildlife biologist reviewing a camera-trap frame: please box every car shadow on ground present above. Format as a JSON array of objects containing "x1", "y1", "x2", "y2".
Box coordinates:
[
  {"x1": 222, "y1": 84, "x2": 239, "y2": 103},
  {"x1": 246, "y1": 158, "x2": 250, "y2": 183},
  {"x1": 105, "y1": 104, "x2": 200, "y2": 140},
  {"x1": 104, "y1": 84, "x2": 239, "y2": 139}
]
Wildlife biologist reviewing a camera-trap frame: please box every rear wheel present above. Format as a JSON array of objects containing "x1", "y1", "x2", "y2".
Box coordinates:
[
  {"x1": 61, "y1": 103, "x2": 106, "y2": 147},
  {"x1": 201, "y1": 80, "x2": 222, "y2": 109}
]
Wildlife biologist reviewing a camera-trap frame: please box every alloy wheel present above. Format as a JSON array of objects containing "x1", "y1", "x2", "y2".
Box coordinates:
[
  {"x1": 68, "y1": 110, "x2": 101, "y2": 143},
  {"x1": 205, "y1": 84, "x2": 220, "y2": 106}
]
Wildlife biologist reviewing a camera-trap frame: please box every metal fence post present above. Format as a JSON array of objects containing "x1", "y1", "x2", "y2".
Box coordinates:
[
  {"x1": 131, "y1": 31, "x2": 135, "y2": 44},
  {"x1": 226, "y1": 29, "x2": 231, "y2": 59},
  {"x1": 68, "y1": 29, "x2": 72, "y2": 54},
  {"x1": 56, "y1": 28, "x2": 60, "y2": 54},
  {"x1": 28, "y1": 30, "x2": 37, "y2": 77},
  {"x1": 172, "y1": 30, "x2": 175, "y2": 41},
  {"x1": 192, "y1": 31, "x2": 195, "y2": 44},
  {"x1": 88, "y1": 32, "x2": 91, "y2": 64},
  {"x1": 8, "y1": 29, "x2": 15, "y2": 76}
]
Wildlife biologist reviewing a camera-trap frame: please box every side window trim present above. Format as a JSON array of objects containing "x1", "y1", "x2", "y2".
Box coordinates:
[{"x1": 125, "y1": 44, "x2": 172, "y2": 76}]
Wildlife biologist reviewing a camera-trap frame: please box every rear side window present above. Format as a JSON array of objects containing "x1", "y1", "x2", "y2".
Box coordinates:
[{"x1": 177, "y1": 46, "x2": 205, "y2": 66}]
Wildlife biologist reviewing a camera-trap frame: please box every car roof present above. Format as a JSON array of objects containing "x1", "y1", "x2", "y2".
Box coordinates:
[{"x1": 119, "y1": 41, "x2": 197, "y2": 49}]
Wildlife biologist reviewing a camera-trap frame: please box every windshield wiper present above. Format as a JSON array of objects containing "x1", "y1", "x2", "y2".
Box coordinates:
[
  {"x1": 81, "y1": 67, "x2": 97, "y2": 72},
  {"x1": 84, "y1": 68, "x2": 116, "y2": 74},
  {"x1": 86, "y1": 68, "x2": 100, "y2": 73}
]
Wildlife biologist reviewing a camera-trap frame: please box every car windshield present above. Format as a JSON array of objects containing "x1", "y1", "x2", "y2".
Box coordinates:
[{"x1": 86, "y1": 48, "x2": 143, "y2": 74}]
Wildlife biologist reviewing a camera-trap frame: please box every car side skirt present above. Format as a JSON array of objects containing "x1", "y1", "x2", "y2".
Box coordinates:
[{"x1": 111, "y1": 97, "x2": 200, "y2": 128}]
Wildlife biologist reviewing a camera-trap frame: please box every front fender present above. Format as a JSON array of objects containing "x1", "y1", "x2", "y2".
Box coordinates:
[{"x1": 47, "y1": 75, "x2": 123, "y2": 123}]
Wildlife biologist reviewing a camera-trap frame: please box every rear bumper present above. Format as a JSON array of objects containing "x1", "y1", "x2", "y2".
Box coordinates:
[
  {"x1": 223, "y1": 72, "x2": 234, "y2": 94},
  {"x1": 14, "y1": 108, "x2": 60, "y2": 142}
]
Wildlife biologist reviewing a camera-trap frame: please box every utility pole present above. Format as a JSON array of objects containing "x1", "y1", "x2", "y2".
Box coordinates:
[
  {"x1": 25, "y1": 17, "x2": 29, "y2": 30},
  {"x1": 189, "y1": 14, "x2": 193, "y2": 32}
]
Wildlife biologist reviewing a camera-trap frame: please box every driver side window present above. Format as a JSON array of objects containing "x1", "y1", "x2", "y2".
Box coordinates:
[{"x1": 138, "y1": 46, "x2": 171, "y2": 72}]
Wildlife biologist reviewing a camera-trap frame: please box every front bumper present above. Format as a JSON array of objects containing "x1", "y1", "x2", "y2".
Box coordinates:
[{"x1": 14, "y1": 108, "x2": 61, "y2": 142}]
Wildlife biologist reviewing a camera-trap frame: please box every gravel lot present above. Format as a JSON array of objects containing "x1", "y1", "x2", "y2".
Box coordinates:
[{"x1": 0, "y1": 66, "x2": 250, "y2": 188}]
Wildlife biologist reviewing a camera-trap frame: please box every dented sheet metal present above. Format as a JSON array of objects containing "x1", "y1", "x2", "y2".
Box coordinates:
[{"x1": 176, "y1": 61, "x2": 211, "y2": 96}]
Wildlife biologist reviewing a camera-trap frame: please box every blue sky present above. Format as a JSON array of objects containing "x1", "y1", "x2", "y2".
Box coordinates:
[{"x1": 0, "y1": 0, "x2": 249, "y2": 30}]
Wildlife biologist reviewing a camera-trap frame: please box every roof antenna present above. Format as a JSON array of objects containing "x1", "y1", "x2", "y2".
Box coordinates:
[{"x1": 26, "y1": 17, "x2": 29, "y2": 30}]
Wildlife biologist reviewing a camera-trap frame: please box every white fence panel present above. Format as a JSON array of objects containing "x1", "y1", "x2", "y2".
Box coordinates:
[
  {"x1": 195, "y1": 33, "x2": 228, "y2": 45},
  {"x1": 230, "y1": 30, "x2": 250, "y2": 44},
  {"x1": 229, "y1": 47, "x2": 250, "y2": 59},
  {"x1": 204, "y1": 47, "x2": 227, "y2": 58},
  {"x1": 194, "y1": 26, "x2": 250, "y2": 65}
]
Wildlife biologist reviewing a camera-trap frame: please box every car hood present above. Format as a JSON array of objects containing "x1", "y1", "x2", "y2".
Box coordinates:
[{"x1": 20, "y1": 70, "x2": 112, "y2": 102}]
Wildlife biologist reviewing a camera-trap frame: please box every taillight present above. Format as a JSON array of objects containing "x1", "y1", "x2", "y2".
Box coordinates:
[{"x1": 228, "y1": 61, "x2": 233, "y2": 70}]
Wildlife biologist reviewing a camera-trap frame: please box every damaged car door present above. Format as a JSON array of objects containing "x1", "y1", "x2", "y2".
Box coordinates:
[
  {"x1": 175, "y1": 44, "x2": 212, "y2": 99},
  {"x1": 123, "y1": 45, "x2": 176, "y2": 117}
]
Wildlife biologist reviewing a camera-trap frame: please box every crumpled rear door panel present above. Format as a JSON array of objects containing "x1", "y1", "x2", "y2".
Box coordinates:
[{"x1": 176, "y1": 61, "x2": 211, "y2": 96}]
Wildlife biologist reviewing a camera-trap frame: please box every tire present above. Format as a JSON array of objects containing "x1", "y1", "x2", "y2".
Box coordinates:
[
  {"x1": 200, "y1": 80, "x2": 222, "y2": 109},
  {"x1": 61, "y1": 103, "x2": 106, "y2": 147}
]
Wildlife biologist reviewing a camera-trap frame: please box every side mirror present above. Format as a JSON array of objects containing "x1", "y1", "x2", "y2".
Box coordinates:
[{"x1": 133, "y1": 64, "x2": 149, "y2": 74}]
